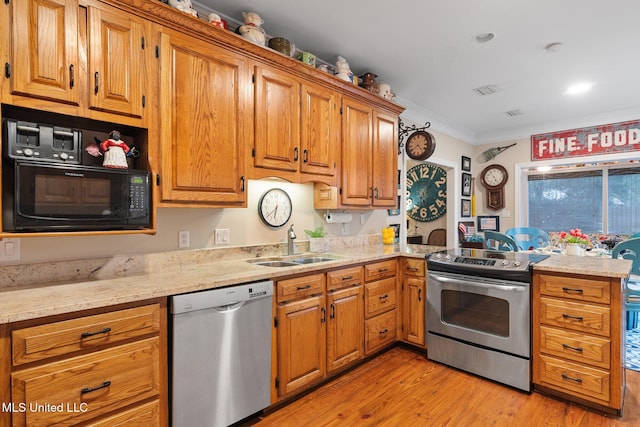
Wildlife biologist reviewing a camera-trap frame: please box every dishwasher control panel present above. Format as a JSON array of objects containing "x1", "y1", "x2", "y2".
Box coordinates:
[{"x1": 171, "y1": 280, "x2": 274, "y2": 314}]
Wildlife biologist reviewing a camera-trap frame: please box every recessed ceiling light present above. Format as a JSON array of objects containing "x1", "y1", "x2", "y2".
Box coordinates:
[
  {"x1": 566, "y1": 82, "x2": 593, "y2": 95},
  {"x1": 474, "y1": 33, "x2": 495, "y2": 43}
]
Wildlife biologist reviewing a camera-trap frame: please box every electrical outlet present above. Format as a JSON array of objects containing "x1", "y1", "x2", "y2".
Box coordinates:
[
  {"x1": 178, "y1": 230, "x2": 190, "y2": 248},
  {"x1": 215, "y1": 229, "x2": 230, "y2": 245},
  {"x1": 0, "y1": 238, "x2": 20, "y2": 262}
]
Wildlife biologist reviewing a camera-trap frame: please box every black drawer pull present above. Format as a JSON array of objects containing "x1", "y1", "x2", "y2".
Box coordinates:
[
  {"x1": 561, "y1": 374, "x2": 582, "y2": 384},
  {"x1": 296, "y1": 285, "x2": 311, "y2": 291},
  {"x1": 407, "y1": 267, "x2": 419, "y2": 272},
  {"x1": 562, "y1": 287, "x2": 584, "y2": 294},
  {"x1": 562, "y1": 314, "x2": 584, "y2": 322},
  {"x1": 379, "y1": 328, "x2": 389, "y2": 335},
  {"x1": 341, "y1": 275, "x2": 354, "y2": 281},
  {"x1": 562, "y1": 343, "x2": 584, "y2": 353},
  {"x1": 81, "y1": 380, "x2": 111, "y2": 394},
  {"x1": 80, "y1": 327, "x2": 112, "y2": 338},
  {"x1": 378, "y1": 268, "x2": 389, "y2": 273},
  {"x1": 379, "y1": 294, "x2": 389, "y2": 301}
]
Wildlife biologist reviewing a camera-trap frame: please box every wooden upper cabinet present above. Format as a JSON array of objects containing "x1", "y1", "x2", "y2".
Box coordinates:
[
  {"x1": 372, "y1": 111, "x2": 399, "y2": 207},
  {"x1": 11, "y1": 0, "x2": 79, "y2": 104},
  {"x1": 299, "y1": 82, "x2": 339, "y2": 180},
  {"x1": 252, "y1": 65, "x2": 338, "y2": 185},
  {"x1": 253, "y1": 65, "x2": 300, "y2": 173},
  {"x1": 158, "y1": 30, "x2": 250, "y2": 205},
  {"x1": 87, "y1": 5, "x2": 143, "y2": 117},
  {"x1": 341, "y1": 96, "x2": 373, "y2": 206}
]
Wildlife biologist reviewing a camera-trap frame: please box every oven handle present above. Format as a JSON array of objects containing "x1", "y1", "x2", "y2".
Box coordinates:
[{"x1": 428, "y1": 273, "x2": 527, "y2": 292}]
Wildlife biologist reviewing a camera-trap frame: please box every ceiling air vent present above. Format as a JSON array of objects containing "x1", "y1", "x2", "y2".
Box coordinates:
[
  {"x1": 505, "y1": 109, "x2": 523, "y2": 117},
  {"x1": 472, "y1": 84, "x2": 499, "y2": 96}
]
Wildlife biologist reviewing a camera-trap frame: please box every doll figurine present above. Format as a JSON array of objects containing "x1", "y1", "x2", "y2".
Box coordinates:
[
  {"x1": 238, "y1": 11, "x2": 266, "y2": 46},
  {"x1": 168, "y1": 0, "x2": 198, "y2": 17},
  {"x1": 335, "y1": 56, "x2": 354, "y2": 83},
  {"x1": 100, "y1": 130, "x2": 130, "y2": 169},
  {"x1": 208, "y1": 13, "x2": 227, "y2": 29}
]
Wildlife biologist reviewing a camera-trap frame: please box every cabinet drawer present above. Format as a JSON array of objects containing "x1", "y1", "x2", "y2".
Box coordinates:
[
  {"x1": 539, "y1": 326, "x2": 611, "y2": 369},
  {"x1": 539, "y1": 297, "x2": 610, "y2": 337},
  {"x1": 538, "y1": 274, "x2": 610, "y2": 304},
  {"x1": 364, "y1": 260, "x2": 397, "y2": 282},
  {"x1": 327, "y1": 266, "x2": 363, "y2": 291},
  {"x1": 11, "y1": 337, "x2": 160, "y2": 426},
  {"x1": 364, "y1": 277, "x2": 397, "y2": 318},
  {"x1": 87, "y1": 400, "x2": 160, "y2": 427},
  {"x1": 12, "y1": 304, "x2": 161, "y2": 366},
  {"x1": 277, "y1": 274, "x2": 325, "y2": 302},
  {"x1": 365, "y1": 310, "x2": 396, "y2": 355},
  {"x1": 403, "y1": 258, "x2": 425, "y2": 277},
  {"x1": 537, "y1": 354, "x2": 610, "y2": 403}
]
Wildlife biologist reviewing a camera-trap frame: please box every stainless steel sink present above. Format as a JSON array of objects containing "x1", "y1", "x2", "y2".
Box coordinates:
[
  {"x1": 247, "y1": 255, "x2": 338, "y2": 267},
  {"x1": 292, "y1": 257, "x2": 336, "y2": 264}
]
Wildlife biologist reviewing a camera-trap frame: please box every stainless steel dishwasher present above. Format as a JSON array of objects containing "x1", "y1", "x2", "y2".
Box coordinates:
[{"x1": 170, "y1": 280, "x2": 274, "y2": 427}]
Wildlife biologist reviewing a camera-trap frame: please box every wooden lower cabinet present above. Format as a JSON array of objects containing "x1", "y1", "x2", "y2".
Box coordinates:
[
  {"x1": 532, "y1": 271, "x2": 624, "y2": 414},
  {"x1": 2, "y1": 299, "x2": 167, "y2": 426},
  {"x1": 401, "y1": 258, "x2": 426, "y2": 348},
  {"x1": 363, "y1": 260, "x2": 398, "y2": 355}
]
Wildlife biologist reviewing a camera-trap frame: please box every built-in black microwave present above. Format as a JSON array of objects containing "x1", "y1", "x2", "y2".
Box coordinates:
[
  {"x1": 1, "y1": 117, "x2": 151, "y2": 232},
  {"x1": 2, "y1": 161, "x2": 151, "y2": 232}
]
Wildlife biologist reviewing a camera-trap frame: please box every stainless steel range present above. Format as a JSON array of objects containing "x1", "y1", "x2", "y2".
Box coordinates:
[{"x1": 426, "y1": 249, "x2": 549, "y2": 392}]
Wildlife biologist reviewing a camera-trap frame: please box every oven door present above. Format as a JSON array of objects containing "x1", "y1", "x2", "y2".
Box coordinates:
[{"x1": 427, "y1": 270, "x2": 530, "y2": 357}]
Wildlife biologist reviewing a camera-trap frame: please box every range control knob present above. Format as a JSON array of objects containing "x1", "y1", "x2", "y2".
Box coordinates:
[
  {"x1": 445, "y1": 254, "x2": 452, "y2": 261},
  {"x1": 59, "y1": 152, "x2": 69, "y2": 160},
  {"x1": 434, "y1": 253, "x2": 442, "y2": 260},
  {"x1": 501, "y1": 260, "x2": 509, "y2": 266},
  {"x1": 514, "y1": 261, "x2": 522, "y2": 267},
  {"x1": 23, "y1": 148, "x2": 34, "y2": 157}
]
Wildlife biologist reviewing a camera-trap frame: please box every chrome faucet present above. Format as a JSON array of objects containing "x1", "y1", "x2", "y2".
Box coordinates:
[{"x1": 287, "y1": 224, "x2": 297, "y2": 255}]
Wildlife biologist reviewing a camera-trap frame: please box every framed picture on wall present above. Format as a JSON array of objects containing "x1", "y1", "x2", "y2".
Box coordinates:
[
  {"x1": 462, "y1": 156, "x2": 471, "y2": 171},
  {"x1": 387, "y1": 196, "x2": 401, "y2": 216},
  {"x1": 390, "y1": 223, "x2": 400, "y2": 243},
  {"x1": 477, "y1": 215, "x2": 500, "y2": 232},
  {"x1": 462, "y1": 173, "x2": 472, "y2": 197},
  {"x1": 461, "y1": 199, "x2": 471, "y2": 217}
]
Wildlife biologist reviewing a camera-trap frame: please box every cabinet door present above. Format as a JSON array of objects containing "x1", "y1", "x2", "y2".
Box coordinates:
[
  {"x1": 372, "y1": 111, "x2": 398, "y2": 207},
  {"x1": 327, "y1": 286, "x2": 363, "y2": 373},
  {"x1": 11, "y1": 0, "x2": 79, "y2": 104},
  {"x1": 299, "y1": 82, "x2": 339, "y2": 179},
  {"x1": 277, "y1": 295, "x2": 326, "y2": 397},
  {"x1": 88, "y1": 5, "x2": 143, "y2": 117},
  {"x1": 403, "y1": 276, "x2": 426, "y2": 346},
  {"x1": 253, "y1": 65, "x2": 300, "y2": 172},
  {"x1": 159, "y1": 30, "x2": 249, "y2": 204},
  {"x1": 341, "y1": 97, "x2": 373, "y2": 206}
]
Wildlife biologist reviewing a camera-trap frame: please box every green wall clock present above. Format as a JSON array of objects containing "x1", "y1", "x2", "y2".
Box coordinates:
[{"x1": 406, "y1": 163, "x2": 447, "y2": 222}]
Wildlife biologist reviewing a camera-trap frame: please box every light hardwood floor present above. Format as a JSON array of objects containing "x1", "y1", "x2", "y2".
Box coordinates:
[{"x1": 247, "y1": 346, "x2": 640, "y2": 426}]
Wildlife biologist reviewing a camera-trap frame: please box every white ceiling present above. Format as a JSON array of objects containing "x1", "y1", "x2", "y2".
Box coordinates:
[{"x1": 193, "y1": 0, "x2": 640, "y2": 145}]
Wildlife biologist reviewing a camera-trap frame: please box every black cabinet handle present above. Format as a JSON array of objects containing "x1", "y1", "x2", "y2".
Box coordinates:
[
  {"x1": 240, "y1": 176, "x2": 245, "y2": 192},
  {"x1": 321, "y1": 307, "x2": 326, "y2": 323},
  {"x1": 562, "y1": 287, "x2": 584, "y2": 294},
  {"x1": 418, "y1": 289, "x2": 422, "y2": 302},
  {"x1": 379, "y1": 294, "x2": 388, "y2": 301},
  {"x1": 69, "y1": 64, "x2": 74, "y2": 88},
  {"x1": 562, "y1": 343, "x2": 583, "y2": 353},
  {"x1": 303, "y1": 149, "x2": 308, "y2": 163},
  {"x1": 561, "y1": 374, "x2": 582, "y2": 384},
  {"x1": 379, "y1": 328, "x2": 389, "y2": 335},
  {"x1": 562, "y1": 314, "x2": 584, "y2": 322},
  {"x1": 81, "y1": 380, "x2": 111, "y2": 394},
  {"x1": 296, "y1": 284, "x2": 311, "y2": 290},
  {"x1": 294, "y1": 147, "x2": 299, "y2": 161},
  {"x1": 341, "y1": 275, "x2": 353, "y2": 281},
  {"x1": 330, "y1": 303, "x2": 335, "y2": 319},
  {"x1": 94, "y1": 72, "x2": 99, "y2": 94},
  {"x1": 80, "y1": 327, "x2": 111, "y2": 338}
]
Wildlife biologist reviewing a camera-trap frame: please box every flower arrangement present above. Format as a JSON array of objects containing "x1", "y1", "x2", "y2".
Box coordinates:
[{"x1": 559, "y1": 228, "x2": 590, "y2": 245}]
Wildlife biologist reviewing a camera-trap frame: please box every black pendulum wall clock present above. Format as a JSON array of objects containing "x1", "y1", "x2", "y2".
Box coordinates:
[
  {"x1": 480, "y1": 164, "x2": 508, "y2": 210},
  {"x1": 406, "y1": 163, "x2": 447, "y2": 222}
]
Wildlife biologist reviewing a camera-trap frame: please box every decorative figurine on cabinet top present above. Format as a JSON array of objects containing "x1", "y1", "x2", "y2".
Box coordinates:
[
  {"x1": 167, "y1": 0, "x2": 198, "y2": 17},
  {"x1": 207, "y1": 13, "x2": 228, "y2": 29},
  {"x1": 335, "y1": 56, "x2": 353, "y2": 83},
  {"x1": 378, "y1": 82, "x2": 395, "y2": 101},
  {"x1": 238, "y1": 11, "x2": 267, "y2": 46},
  {"x1": 100, "y1": 130, "x2": 130, "y2": 169}
]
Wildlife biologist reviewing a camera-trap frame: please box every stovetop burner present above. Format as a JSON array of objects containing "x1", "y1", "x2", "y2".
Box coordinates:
[{"x1": 427, "y1": 249, "x2": 550, "y2": 282}]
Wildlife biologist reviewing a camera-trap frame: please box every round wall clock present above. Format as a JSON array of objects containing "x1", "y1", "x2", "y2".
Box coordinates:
[
  {"x1": 406, "y1": 163, "x2": 447, "y2": 222},
  {"x1": 480, "y1": 164, "x2": 508, "y2": 210},
  {"x1": 258, "y1": 188, "x2": 292, "y2": 228},
  {"x1": 405, "y1": 131, "x2": 435, "y2": 161}
]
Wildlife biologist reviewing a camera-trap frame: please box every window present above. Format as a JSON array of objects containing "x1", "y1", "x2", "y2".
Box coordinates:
[{"x1": 527, "y1": 166, "x2": 640, "y2": 234}]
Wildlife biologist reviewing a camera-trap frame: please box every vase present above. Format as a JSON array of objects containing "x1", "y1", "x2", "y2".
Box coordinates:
[
  {"x1": 309, "y1": 237, "x2": 327, "y2": 253},
  {"x1": 566, "y1": 243, "x2": 583, "y2": 256}
]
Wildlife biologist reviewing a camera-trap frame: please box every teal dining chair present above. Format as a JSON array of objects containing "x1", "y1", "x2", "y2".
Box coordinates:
[
  {"x1": 484, "y1": 231, "x2": 520, "y2": 252},
  {"x1": 505, "y1": 227, "x2": 550, "y2": 250},
  {"x1": 611, "y1": 237, "x2": 640, "y2": 330}
]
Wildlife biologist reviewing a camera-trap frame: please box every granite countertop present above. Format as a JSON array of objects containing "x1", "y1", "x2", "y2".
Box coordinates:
[
  {"x1": 0, "y1": 240, "x2": 630, "y2": 325},
  {"x1": 0, "y1": 242, "x2": 440, "y2": 324}
]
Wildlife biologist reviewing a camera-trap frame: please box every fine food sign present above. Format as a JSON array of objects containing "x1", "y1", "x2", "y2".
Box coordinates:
[{"x1": 531, "y1": 119, "x2": 640, "y2": 161}]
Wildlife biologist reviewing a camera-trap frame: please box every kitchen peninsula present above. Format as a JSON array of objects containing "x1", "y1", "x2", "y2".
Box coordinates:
[{"x1": 0, "y1": 240, "x2": 631, "y2": 425}]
